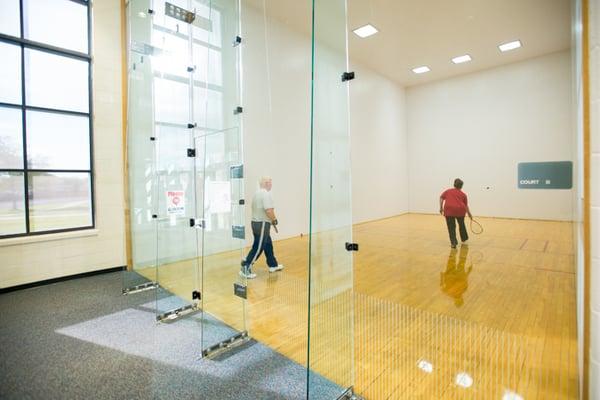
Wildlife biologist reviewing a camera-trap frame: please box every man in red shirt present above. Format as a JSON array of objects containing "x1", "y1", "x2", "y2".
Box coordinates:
[{"x1": 439, "y1": 178, "x2": 473, "y2": 248}]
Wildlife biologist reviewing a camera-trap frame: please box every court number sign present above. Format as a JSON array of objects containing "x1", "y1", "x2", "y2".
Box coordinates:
[{"x1": 518, "y1": 161, "x2": 572, "y2": 189}]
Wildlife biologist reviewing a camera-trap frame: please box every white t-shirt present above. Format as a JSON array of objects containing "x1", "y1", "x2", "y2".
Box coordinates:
[{"x1": 251, "y1": 188, "x2": 274, "y2": 222}]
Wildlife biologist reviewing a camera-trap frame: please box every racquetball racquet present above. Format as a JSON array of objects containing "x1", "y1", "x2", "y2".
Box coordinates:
[{"x1": 470, "y1": 218, "x2": 484, "y2": 235}]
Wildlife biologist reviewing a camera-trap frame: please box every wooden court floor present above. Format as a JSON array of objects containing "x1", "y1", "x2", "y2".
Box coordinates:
[{"x1": 142, "y1": 214, "x2": 579, "y2": 399}]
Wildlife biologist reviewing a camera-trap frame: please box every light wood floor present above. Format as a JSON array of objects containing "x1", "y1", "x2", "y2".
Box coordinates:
[{"x1": 138, "y1": 214, "x2": 579, "y2": 399}]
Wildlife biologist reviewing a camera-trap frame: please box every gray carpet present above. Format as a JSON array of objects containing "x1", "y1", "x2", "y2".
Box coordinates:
[{"x1": 0, "y1": 272, "x2": 343, "y2": 400}]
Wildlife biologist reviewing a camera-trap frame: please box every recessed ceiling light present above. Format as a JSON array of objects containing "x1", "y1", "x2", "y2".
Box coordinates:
[
  {"x1": 417, "y1": 359, "x2": 434, "y2": 373},
  {"x1": 353, "y1": 24, "x2": 378, "y2": 38},
  {"x1": 455, "y1": 372, "x2": 473, "y2": 388},
  {"x1": 499, "y1": 40, "x2": 522, "y2": 52},
  {"x1": 502, "y1": 391, "x2": 524, "y2": 400},
  {"x1": 412, "y1": 66, "x2": 431, "y2": 74},
  {"x1": 452, "y1": 54, "x2": 472, "y2": 64}
]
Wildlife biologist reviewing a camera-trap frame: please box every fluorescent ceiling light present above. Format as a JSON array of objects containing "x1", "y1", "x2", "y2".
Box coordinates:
[
  {"x1": 499, "y1": 40, "x2": 522, "y2": 52},
  {"x1": 452, "y1": 54, "x2": 472, "y2": 64},
  {"x1": 353, "y1": 24, "x2": 378, "y2": 38},
  {"x1": 412, "y1": 66, "x2": 431, "y2": 74}
]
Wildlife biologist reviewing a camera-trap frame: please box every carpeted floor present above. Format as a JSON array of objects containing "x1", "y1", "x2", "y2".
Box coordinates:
[{"x1": 0, "y1": 272, "x2": 341, "y2": 400}]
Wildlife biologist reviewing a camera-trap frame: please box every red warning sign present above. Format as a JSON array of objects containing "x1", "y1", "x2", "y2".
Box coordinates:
[{"x1": 166, "y1": 190, "x2": 185, "y2": 216}]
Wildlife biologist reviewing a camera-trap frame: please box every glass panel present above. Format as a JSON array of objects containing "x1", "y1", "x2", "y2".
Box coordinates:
[
  {"x1": 23, "y1": 0, "x2": 88, "y2": 54},
  {"x1": 308, "y1": 0, "x2": 354, "y2": 398},
  {"x1": 123, "y1": 0, "x2": 157, "y2": 292},
  {"x1": 0, "y1": 42, "x2": 22, "y2": 105},
  {"x1": 24, "y1": 49, "x2": 89, "y2": 113},
  {"x1": 199, "y1": 127, "x2": 247, "y2": 352},
  {"x1": 0, "y1": 172, "x2": 26, "y2": 236},
  {"x1": 0, "y1": 107, "x2": 24, "y2": 169},
  {"x1": 0, "y1": 0, "x2": 20, "y2": 37},
  {"x1": 28, "y1": 172, "x2": 92, "y2": 232},
  {"x1": 26, "y1": 111, "x2": 90, "y2": 170}
]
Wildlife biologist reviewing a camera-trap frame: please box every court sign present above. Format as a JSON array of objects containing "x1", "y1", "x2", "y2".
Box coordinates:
[
  {"x1": 166, "y1": 190, "x2": 186, "y2": 215},
  {"x1": 517, "y1": 161, "x2": 572, "y2": 189}
]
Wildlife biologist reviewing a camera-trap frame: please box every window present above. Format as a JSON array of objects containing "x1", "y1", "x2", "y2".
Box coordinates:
[{"x1": 0, "y1": 0, "x2": 93, "y2": 238}]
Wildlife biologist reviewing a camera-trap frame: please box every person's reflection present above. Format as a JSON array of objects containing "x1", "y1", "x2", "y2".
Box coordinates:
[{"x1": 440, "y1": 245, "x2": 472, "y2": 307}]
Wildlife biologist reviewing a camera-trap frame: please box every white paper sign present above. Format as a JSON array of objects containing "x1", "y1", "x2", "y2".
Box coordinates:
[
  {"x1": 208, "y1": 181, "x2": 231, "y2": 214},
  {"x1": 166, "y1": 190, "x2": 185, "y2": 215}
]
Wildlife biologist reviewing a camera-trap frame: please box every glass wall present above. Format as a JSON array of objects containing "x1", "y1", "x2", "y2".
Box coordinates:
[
  {"x1": 308, "y1": 0, "x2": 354, "y2": 398},
  {"x1": 126, "y1": 0, "x2": 355, "y2": 397}
]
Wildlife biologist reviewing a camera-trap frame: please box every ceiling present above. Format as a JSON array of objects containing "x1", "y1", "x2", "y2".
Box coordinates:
[
  {"x1": 347, "y1": 0, "x2": 572, "y2": 86},
  {"x1": 244, "y1": 0, "x2": 572, "y2": 87}
]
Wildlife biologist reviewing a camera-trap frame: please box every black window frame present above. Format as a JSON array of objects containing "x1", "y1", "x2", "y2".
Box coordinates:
[{"x1": 0, "y1": 0, "x2": 94, "y2": 239}]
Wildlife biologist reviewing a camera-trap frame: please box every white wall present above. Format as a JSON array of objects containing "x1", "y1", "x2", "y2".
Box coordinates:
[
  {"x1": 407, "y1": 51, "x2": 574, "y2": 221},
  {"x1": 242, "y1": 6, "x2": 408, "y2": 240},
  {"x1": 0, "y1": 1, "x2": 126, "y2": 289},
  {"x1": 589, "y1": 0, "x2": 600, "y2": 396},
  {"x1": 349, "y1": 63, "x2": 409, "y2": 224}
]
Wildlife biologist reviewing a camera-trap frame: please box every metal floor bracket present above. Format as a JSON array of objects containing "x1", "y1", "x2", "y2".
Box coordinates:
[
  {"x1": 202, "y1": 331, "x2": 249, "y2": 359},
  {"x1": 336, "y1": 387, "x2": 363, "y2": 400},
  {"x1": 156, "y1": 303, "x2": 200, "y2": 323},
  {"x1": 122, "y1": 281, "x2": 158, "y2": 295}
]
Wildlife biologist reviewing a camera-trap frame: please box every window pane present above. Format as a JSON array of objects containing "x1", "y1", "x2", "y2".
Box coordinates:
[
  {"x1": 0, "y1": 107, "x2": 24, "y2": 169},
  {"x1": 23, "y1": 0, "x2": 88, "y2": 54},
  {"x1": 26, "y1": 111, "x2": 90, "y2": 170},
  {"x1": 0, "y1": 172, "x2": 26, "y2": 235},
  {"x1": 0, "y1": 42, "x2": 22, "y2": 105},
  {"x1": 25, "y1": 49, "x2": 89, "y2": 113},
  {"x1": 28, "y1": 172, "x2": 92, "y2": 232},
  {"x1": 0, "y1": 0, "x2": 20, "y2": 37}
]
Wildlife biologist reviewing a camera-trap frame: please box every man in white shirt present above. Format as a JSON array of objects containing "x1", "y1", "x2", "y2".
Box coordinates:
[{"x1": 240, "y1": 177, "x2": 284, "y2": 279}]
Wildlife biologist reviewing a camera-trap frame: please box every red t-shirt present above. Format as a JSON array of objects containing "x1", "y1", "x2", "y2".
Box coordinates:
[{"x1": 441, "y1": 188, "x2": 468, "y2": 217}]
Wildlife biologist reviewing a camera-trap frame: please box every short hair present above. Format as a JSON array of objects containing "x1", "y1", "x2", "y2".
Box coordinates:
[
  {"x1": 259, "y1": 176, "x2": 272, "y2": 187},
  {"x1": 454, "y1": 178, "x2": 464, "y2": 189}
]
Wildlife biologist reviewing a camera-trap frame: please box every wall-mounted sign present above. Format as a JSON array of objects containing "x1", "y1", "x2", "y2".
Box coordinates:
[
  {"x1": 166, "y1": 190, "x2": 185, "y2": 215},
  {"x1": 517, "y1": 161, "x2": 572, "y2": 189}
]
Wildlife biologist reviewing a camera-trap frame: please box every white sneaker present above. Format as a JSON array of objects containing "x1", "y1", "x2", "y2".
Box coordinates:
[
  {"x1": 268, "y1": 264, "x2": 284, "y2": 273},
  {"x1": 239, "y1": 266, "x2": 256, "y2": 279}
]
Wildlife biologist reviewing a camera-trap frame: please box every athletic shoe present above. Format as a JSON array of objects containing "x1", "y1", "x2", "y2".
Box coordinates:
[
  {"x1": 239, "y1": 265, "x2": 256, "y2": 279},
  {"x1": 461, "y1": 240, "x2": 469, "y2": 246},
  {"x1": 268, "y1": 264, "x2": 284, "y2": 273},
  {"x1": 451, "y1": 244, "x2": 457, "y2": 249}
]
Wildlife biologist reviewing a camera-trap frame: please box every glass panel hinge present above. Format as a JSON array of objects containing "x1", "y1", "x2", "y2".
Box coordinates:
[
  {"x1": 345, "y1": 242, "x2": 359, "y2": 251},
  {"x1": 342, "y1": 71, "x2": 355, "y2": 82}
]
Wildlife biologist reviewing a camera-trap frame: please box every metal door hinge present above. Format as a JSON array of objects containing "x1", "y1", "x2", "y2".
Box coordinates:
[
  {"x1": 192, "y1": 290, "x2": 201, "y2": 300},
  {"x1": 342, "y1": 71, "x2": 355, "y2": 82},
  {"x1": 187, "y1": 122, "x2": 197, "y2": 129},
  {"x1": 233, "y1": 36, "x2": 242, "y2": 46},
  {"x1": 345, "y1": 242, "x2": 359, "y2": 251},
  {"x1": 233, "y1": 106, "x2": 243, "y2": 115},
  {"x1": 187, "y1": 148, "x2": 196, "y2": 157},
  {"x1": 238, "y1": 199, "x2": 245, "y2": 205}
]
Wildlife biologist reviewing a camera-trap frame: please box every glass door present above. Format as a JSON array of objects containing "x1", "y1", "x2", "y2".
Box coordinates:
[{"x1": 197, "y1": 0, "x2": 248, "y2": 357}]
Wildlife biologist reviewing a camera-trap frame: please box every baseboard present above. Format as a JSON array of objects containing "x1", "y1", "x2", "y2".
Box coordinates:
[{"x1": 0, "y1": 266, "x2": 126, "y2": 294}]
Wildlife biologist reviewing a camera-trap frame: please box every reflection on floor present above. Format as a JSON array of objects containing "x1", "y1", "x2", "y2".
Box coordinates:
[{"x1": 136, "y1": 213, "x2": 578, "y2": 399}]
